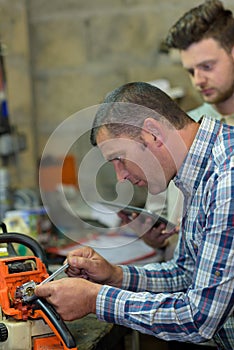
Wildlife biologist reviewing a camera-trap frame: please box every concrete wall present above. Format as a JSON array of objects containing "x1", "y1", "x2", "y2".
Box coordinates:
[
  {"x1": 0, "y1": 0, "x2": 36, "y2": 187},
  {"x1": 0, "y1": 0, "x2": 233, "y2": 197}
]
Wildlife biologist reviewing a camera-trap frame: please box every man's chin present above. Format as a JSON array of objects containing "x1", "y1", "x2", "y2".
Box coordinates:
[
  {"x1": 202, "y1": 93, "x2": 226, "y2": 105},
  {"x1": 148, "y1": 185, "x2": 166, "y2": 195},
  {"x1": 202, "y1": 95, "x2": 216, "y2": 104}
]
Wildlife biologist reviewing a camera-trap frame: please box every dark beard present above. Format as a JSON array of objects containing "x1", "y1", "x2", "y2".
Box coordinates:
[{"x1": 203, "y1": 83, "x2": 234, "y2": 105}]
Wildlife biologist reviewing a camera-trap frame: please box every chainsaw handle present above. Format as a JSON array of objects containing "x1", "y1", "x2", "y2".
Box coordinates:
[
  {"x1": 0, "y1": 232, "x2": 49, "y2": 269},
  {"x1": 35, "y1": 298, "x2": 77, "y2": 349}
]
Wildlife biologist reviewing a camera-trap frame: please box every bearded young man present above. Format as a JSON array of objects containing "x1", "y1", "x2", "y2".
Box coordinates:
[{"x1": 165, "y1": 0, "x2": 234, "y2": 123}]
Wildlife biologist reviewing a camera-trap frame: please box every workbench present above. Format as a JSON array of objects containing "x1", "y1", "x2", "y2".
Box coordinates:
[{"x1": 66, "y1": 314, "x2": 130, "y2": 350}]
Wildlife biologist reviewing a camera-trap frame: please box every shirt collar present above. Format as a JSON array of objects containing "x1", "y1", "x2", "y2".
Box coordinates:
[{"x1": 174, "y1": 116, "x2": 221, "y2": 196}]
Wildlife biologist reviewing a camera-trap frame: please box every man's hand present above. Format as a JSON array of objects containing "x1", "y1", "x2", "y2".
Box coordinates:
[
  {"x1": 118, "y1": 210, "x2": 179, "y2": 249},
  {"x1": 141, "y1": 223, "x2": 179, "y2": 249},
  {"x1": 35, "y1": 246, "x2": 123, "y2": 321},
  {"x1": 35, "y1": 277, "x2": 101, "y2": 321},
  {"x1": 66, "y1": 246, "x2": 123, "y2": 287}
]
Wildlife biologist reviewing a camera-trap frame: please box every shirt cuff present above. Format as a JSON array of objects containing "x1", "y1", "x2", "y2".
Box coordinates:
[
  {"x1": 96, "y1": 285, "x2": 132, "y2": 325},
  {"x1": 120, "y1": 265, "x2": 132, "y2": 289}
]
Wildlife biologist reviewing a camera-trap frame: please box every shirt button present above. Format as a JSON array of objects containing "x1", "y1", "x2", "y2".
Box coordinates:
[{"x1": 215, "y1": 271, "x2": 221, "y2": 277}]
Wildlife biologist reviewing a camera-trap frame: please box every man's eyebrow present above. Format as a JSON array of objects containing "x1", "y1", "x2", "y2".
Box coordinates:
[
  {"x1": 198, "y1": 59, "x2": 216, "y2": 67},
  {"x1": 188, "y1": 59, "x2": 216, "y2": 69}
]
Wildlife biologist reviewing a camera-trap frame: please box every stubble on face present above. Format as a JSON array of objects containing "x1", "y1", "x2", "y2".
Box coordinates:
[
  {"x1": 96, "y1": 126, "x2": 168, "y2": 196},
  {"x1": 205, "y1": 79, "x2": 234, "y2": 105},
  {"x1": 181, "y1": 39, "x2": 234, "y2": 107}
]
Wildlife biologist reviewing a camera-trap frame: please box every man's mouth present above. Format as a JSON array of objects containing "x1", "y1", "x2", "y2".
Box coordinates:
[
  {"x1": 134, "y1": 179, "x2": 145, "y2": 186},
  {"x1": 200, "y1": 88, "x2": 215, "y2": 96},
  {"x1": 133, "y1": 179, "x2": 140, "y2": 185}
]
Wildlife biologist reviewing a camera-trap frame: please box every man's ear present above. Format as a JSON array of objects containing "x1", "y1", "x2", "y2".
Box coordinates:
[{"x1": 142, "y1": 117, "x2": 164, "y2": 146}]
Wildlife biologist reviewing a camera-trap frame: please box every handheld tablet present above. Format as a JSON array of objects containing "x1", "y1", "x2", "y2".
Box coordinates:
[{"x1": 99, "y1": 202, "x2": 176, "y2": 231}]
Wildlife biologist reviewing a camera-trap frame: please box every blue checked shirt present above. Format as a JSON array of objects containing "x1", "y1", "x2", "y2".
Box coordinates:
[{"x1": 96, "y1": 116, "x2": 234, "y2": 349}]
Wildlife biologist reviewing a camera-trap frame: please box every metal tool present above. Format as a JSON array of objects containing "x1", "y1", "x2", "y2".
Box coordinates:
[{"x1": 40, "y1": 262, "x2": 69, "y2": 285}]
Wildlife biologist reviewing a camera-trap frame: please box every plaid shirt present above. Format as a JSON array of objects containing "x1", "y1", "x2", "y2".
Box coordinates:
[{"x1": 96, "y1": 116, "x2": 234, "y2": 349}]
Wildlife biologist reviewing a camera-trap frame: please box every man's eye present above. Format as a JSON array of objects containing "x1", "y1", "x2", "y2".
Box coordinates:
[
  {"x1": 110, "y1": 157, "x2": 123, "y2": 162},
  {"x1": 202, "y1": 63, "x2": 213, "y2": 71}
]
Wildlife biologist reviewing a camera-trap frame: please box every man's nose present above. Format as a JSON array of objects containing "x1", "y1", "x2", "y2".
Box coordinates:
[
  {"x1": 112, "y1": 160, "x2": 129, "y2": 182},
  {"x1": 193, "y1": 69, "x2": 206, "y2": 87}
]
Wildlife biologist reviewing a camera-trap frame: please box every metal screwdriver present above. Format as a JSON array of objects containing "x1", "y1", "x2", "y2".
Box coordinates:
[{"x1": 40, "y1": 262, "x2": 69, "y2": 285}]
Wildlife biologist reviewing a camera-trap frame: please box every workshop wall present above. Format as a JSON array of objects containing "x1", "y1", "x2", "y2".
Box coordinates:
[
  {"x1": 0, "y1": 1, "x2": 36, "y2": 188},
  {"x1": 0, "y1": 0, "x2": 233, "y2": 196}
]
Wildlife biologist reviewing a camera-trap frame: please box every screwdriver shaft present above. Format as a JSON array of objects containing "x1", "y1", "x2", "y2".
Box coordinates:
[{"x1": 41, "y1": 262, "x2": 69, "y2": 285}]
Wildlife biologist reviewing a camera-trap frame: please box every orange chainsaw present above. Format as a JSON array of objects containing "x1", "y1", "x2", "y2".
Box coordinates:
[{"x1": 0, "y1": 224, "x2": 77, "y2": 350}]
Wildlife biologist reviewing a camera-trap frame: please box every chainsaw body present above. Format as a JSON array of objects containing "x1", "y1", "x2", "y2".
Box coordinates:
[{"x1": 0, "y1": 230, "x2": 77, "y2": 350}]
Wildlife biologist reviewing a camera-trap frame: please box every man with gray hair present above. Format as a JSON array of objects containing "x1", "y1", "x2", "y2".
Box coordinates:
[{"x1": 35, "y1": 82, "x2": 234, "y2": 350}]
